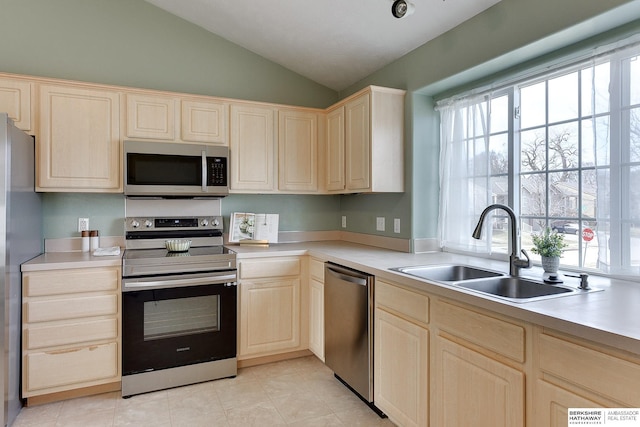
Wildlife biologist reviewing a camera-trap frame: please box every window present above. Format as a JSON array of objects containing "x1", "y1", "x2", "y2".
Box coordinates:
[{"x1": 438, "y1": 41, "x2": 640, "y2": 277}]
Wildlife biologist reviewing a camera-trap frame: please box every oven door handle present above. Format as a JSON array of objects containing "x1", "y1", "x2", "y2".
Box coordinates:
[{"x1": 123, "y1": 274, "x2": 237, "y2": 291}]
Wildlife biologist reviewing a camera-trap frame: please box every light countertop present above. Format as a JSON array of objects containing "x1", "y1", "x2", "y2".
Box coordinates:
[{"x1": 22, "y1": 241, "x2": 640, "y2": 355}]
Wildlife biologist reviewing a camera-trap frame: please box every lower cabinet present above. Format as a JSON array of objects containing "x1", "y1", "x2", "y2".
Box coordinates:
[
  {"x1": 532, "y1": 328, "x2": 640, "y2": 427},
  {"x1": 308, "y1": 257, "x2": 325, "y2": 361},
  {"x1": 238, "y1": 256, "x2": 306, "y2": 359},
  {"x1": 22, "y1": 266, "x2": 121, "y2": 402},
  {"x1": 432, "y1": 298, "x2": 526, "y2": 427},
  {"x1": 374, "y1": 279, "x2": 429, "y2": 427}
]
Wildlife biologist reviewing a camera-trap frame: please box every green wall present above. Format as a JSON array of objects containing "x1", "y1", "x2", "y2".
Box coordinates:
[{"x1": 2, "y1": 0, "x2": 640, "y2": 242}]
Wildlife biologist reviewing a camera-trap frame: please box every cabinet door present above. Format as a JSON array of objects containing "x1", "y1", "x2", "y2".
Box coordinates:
[
  {"x1": 325, "y1": 106, "x2": 345, "y2": 191},
  {"x1": 533, "y1": 380, "x2": 603, "y2": 427},
  {"x1": 434, "y1": 336, "x2": 525, "y2": 427},
  {"x1": 375, "y1": 308, "x2": 429, "y2": 427},
  {"x1": 229, "y1": 104, "x2": 276, "y2": 191},
  {"x1": 239, "y1": 278, "x2": 300, "y2": 357},
  {"x1": 0, "y1": 77, "x2": 33, "y2": 132},
  {"x1": 181, "y1": 99, "x2": 227, "y2": 144},
  {"x1": 308, "y1": 278, "x2": 324, "y2": 361},
  {"x1": 345, "y1": 92, "x2": 370, "y2": 191},
  {"x1": 126, "y1": 93, "x2": 176, "y2": 140},
  {"x1": 38, "y1": 84, "x2": 121, "y2": 191},
  {"x1": 278, "y1": 109, "x2": 318, "y2": 192}
]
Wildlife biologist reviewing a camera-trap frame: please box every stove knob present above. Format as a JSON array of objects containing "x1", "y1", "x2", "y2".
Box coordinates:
[
  {"x1": 213, "y1": 218, "x2": 220, "y2": 227},
  {"x1": 201, "y1": 219, "x2": 209, "y2": 227},
  {"x1": 130, "y1": 220, "x2": 140, "y2": 229},
  {"x1": 144, "y1": 220, "x2": 153, "y2": 228}
]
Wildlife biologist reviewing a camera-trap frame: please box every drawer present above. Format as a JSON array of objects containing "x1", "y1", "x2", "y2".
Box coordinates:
[
  {"x1": 24, "y1": 294, "x2": 118, "y2": 323},
  {"x1": 376, "y1": 279, "x2": 429, "y2": 325},
  {"x1": 24, "y1": 342, "x2": 118, "y2": 392},
  {"x1": 25, "y1": 318, "x2": 118, "y2": 350},
  {"x1": 434, "y1": 299, "x2": 525, "y2": 363},
  {"x1": 309, "y1": 258, "x2": 325, "y2": 281},
  {"x1": 24, "y1": 267, "x2": 120, "y2": 297},
  {"x1": 239, "y1": 257, "x2": 300, "y2": 279},
  {"x1": 538, "y1": 332, "x2": 640, "y2": 406}
]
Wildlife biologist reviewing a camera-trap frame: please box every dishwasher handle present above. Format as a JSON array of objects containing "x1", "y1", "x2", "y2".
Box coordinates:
[{"x1": 326, "y1": 266, "x2": 368, "y2": 286}]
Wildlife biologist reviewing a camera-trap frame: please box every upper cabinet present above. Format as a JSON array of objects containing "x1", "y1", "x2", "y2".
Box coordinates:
[
  {"x1": 125, "y1": 93, "x2": 176, "y2": 141},
  {"x1": 125, "y1": 93, "x2": 228, "y2": 145},
  {"x1": 278, "y1": 109, "x2": 318, "y2": 192},
  {"x1": 38, "y1": 84, "x2": 121, "y2": 192},
  {"x1": 181, "y1": 99, "x2": 227, "y2": 144},
  {"x1": 327, "y1": 86, "x2": 405, "y2": 194},
  {"x1": 229, "y1": 103, "x2": 277, "y2": 192},
  {"x1": 0, "y1": 76, "x2": 34, "y2": 134}
]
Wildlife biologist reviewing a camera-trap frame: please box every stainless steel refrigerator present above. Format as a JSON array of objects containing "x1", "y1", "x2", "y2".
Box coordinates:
[{"x1": 0, "y1": 113, "x2": 42, "y2": 426}]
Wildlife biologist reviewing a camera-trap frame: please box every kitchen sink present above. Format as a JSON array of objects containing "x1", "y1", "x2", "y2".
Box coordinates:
[
  {"x1": 453, "y1": 276, "x2": 577, "y2": 302},
  {"x1": 390, "y1": 264, "x2": 503, "y2": 282}
]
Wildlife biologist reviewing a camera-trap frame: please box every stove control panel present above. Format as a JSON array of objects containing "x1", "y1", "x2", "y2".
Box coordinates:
[{"x1": 125, "y1": 216, "x2": 223, "y2": 232}]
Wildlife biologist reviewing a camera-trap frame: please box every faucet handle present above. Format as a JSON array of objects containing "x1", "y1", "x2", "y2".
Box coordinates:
[{"x1": 515, "y1": 249, "x2": 531, "y2": 269}]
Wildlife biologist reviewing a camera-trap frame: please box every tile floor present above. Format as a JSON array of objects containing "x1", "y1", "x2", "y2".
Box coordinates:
[{"x1": 13, "y1": 356, "x2": 396, "y2": 426}]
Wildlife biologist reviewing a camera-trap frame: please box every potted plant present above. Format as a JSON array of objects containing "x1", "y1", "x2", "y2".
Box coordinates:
[{"x1": 531, "y1": 227, "x2": 568, "y2": 273}]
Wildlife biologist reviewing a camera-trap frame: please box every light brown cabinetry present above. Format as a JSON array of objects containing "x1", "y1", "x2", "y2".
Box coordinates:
[
  {"x1": 374, "y1": 280, "x2": 430, "y2": 427},
  {"x1": 327, "y1": 86, "x2": 405, "y2": 194},
  {"x1": 181, "y1": 99, "x2": 227, "y2": 144},
  {"x1": 278, "y1": 109, "x2": 318, "y2": 192},
  {"x1": 533, "y1": 329, "x2": 640, "y2": 427},
  {"x1": 229, "y1": 103, "x2": 277, "y2": 192},
  {"x1": 125, "y1": 93, "x2": 176, "y2": 141},
  {"x1": 22, "y1": 266, "x2": 121, "y2": 403},
  {"x1": 238, "y1": 257, "x2": 306, "y2": 359},
  {"x1": 0, "y1": 76, "x2": 34, "y2": 133},
  {"x1": 432, "y1": 298, "x2": 526, "y2": 427},
  {"x1": 308, "y1": 257, "x2": 325, "y2": 361},
  {"x1": 325, "y1": 106, "x2": 345, "y2": 191},
  {"x1": 38, "y1": 84, "x2": 121, "y2": 192}
]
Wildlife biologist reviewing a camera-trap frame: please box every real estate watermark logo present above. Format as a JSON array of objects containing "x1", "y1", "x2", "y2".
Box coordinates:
[{"x1": 569, "y1": 408, "x2": 640, "y2": 426}]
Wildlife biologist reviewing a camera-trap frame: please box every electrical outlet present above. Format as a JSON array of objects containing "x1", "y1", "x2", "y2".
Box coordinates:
[
  {"x1": 376, "y1": 217, "x2": 385, "y2": 231},
  {"x1": 342, "y1": 216, "x2": 347, "y2": 228},
  {"x1": 394, "y1": 218, "x2": 401, "y2": 233},
  {"x1": 78, "y1": 217, "x2": 89, "y2": 232}
]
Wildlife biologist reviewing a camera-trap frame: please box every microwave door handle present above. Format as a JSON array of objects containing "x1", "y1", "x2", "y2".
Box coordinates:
[{"x1": 201, "y1": 150, "x2": 207, "y2": 192}]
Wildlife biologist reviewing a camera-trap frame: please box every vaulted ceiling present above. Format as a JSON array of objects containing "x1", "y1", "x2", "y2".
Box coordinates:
[{"x1": 145, "y1": 0, "x2": 502, "y2": 91}]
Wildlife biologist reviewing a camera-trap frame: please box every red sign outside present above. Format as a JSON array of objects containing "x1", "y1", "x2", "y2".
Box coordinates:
[{"x1": 582, "y1": 228, "x2": 594, "y2": 242}]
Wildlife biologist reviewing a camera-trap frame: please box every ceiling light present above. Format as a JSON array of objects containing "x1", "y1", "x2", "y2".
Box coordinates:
[{"x1": 391, "y1": 0, "x2": 415, "y2": 18}]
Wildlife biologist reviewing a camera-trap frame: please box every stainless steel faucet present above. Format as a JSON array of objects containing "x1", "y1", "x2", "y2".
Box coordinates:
[{"x1": 472, "y1": 204, "x2": 531, "y2": 277}]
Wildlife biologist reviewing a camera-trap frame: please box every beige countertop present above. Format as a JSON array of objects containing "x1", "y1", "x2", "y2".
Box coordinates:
[{"x1": 22, "y1": 241, "x2": 640, "y2": 355}]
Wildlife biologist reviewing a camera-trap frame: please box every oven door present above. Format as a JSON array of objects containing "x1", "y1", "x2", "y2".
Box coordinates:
[{"x1": 122, "y1": 271, "x2": 237, "y2": 376}]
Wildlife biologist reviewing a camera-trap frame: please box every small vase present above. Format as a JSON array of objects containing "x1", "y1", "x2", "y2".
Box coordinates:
[{"x1": 541, "y1": 256, "x2": 560, "y2": 274}]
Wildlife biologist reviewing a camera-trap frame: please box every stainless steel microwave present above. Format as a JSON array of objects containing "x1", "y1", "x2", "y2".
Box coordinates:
[{"x1": 124, "y1": 140, "x2": 229, "y2": 198}]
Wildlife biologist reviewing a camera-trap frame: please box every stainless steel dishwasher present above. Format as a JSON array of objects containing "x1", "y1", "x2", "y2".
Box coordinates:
[{"x1": 324, "y1": 262, "x2": 383, "y2": 416}]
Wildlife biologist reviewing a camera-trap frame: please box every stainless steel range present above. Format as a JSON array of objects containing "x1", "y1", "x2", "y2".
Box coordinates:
[{"x1": 121, "y1": 199, "x2": 237, "y2": 397}]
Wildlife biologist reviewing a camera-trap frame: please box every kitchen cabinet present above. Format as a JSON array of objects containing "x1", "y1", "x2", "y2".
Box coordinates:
[
  {"x1": 22, "y1": 266, "x2": 121, "y2": 403},
  {"x1": 533, "y1": 328, "x2": 640, "y2": 427},
  {"x1": 238, "y1": 257, "x2": 307, "y2": 358},
  {"x1": 325, "y1": 106, "x2": 345, "y2": 191},
  {"x1": 181, "y1": 98, "x2": 228, "y2": 145},
  {"x1": 229, "y1": 103, "x2": 277, "y2": 192},
  {"x1": 125, "y1": 93, "x2": 176, "y2": 141},
  {"x1": 0, "y1": 76, "x2": 34, "y2": 133},
  {"x1": 38, "y1": 84, "x2": 121, "y2": 192},
  {"x1": 374, "y1": 279, "x2": 430, "y2": 427},
  {"x1": 328, "y1": 86, "x2": 405, "y2": 194},
  {"x1": 278, "y1": 109, "x2": 318, "y2": 192},
  {"x1": 432, "y1": 298, "x2": 526, "y2": 427},
  {"x1": 308, "y1": 257, "x2": 325, "y2": 361}
]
